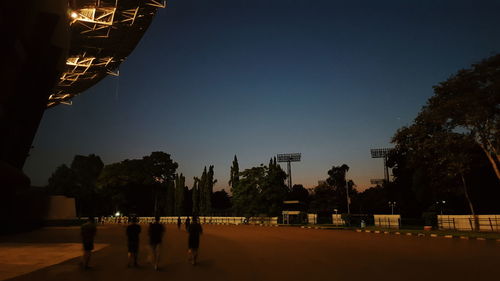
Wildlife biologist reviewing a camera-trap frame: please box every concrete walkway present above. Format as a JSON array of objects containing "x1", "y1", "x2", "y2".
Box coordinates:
[{"x1": 0, "y1": 243, "x2": 107, "y2": 281}]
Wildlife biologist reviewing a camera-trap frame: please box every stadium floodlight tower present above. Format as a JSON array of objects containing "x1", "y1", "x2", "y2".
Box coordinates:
[
  {"x1": 370, "y1": 179, "x2": 385, "y2": 186},
  {"x1": 277, "y1": 153, "x2": 301, "y2": 189},
  {"x1": 370, "y1": 148, "x2": 393, "y2": 183}
]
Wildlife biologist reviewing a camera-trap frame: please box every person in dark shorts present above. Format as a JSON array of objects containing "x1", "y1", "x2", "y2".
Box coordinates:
[
  {"x1": 148, "y1": 216, "x2": 164, "y2": 270},
  {"x1": 177, "y1": 217, "x2": 182, "y2": 230},
  {"x1": 81, "y1": 216, "x2": 97, "y2": 270},
  {"x1": 126, "y1": 216, "x2": 141, "y2": 267},
  {"x1": 185, "y1": 216, "x2": 191, "y2": 231},
  {"x1": 187, "y1": 216, "x2": 203, "y2": 265}
]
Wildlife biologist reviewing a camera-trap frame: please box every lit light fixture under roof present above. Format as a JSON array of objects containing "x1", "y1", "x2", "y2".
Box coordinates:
[{"x1": 50, "y1": 0, "x2": 164, "y2": 108}]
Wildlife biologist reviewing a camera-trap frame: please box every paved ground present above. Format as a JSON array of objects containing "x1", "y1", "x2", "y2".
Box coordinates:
[
  {"x1": 0, "y1": 224, "x2": 498, "y2": 281},
  {"x1": 0, "y1": 243, "x2": 107, "y2": 281}
]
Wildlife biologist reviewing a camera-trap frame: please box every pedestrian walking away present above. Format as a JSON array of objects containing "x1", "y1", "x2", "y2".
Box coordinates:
[
  {"x1": 126, "y1": 216, "x2": 141, "y2": 267},
  {"x1": 80, "y1": 216, "x2": 97, "y2": 270},
  {"x1": 177, "y1": 216, "x2": 182, "y2": 230},
  {"x1": 187, "y1": 216, "x2": 203, "y2": 265},
  {"x1": 148, "y1": 216, "x2": 165, "y2": 271}
]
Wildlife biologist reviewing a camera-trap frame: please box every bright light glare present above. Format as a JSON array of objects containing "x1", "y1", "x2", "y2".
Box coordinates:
[
  {"x1": 71, "y1": 12, "x2": 78, "y2": 19},
  {"x1": 115, "y1": 211, "x2": 120, "y2": 217}
]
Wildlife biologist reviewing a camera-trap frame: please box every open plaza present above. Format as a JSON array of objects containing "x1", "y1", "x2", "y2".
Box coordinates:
[{"x1": 1, "y1": 224, "x2": 499, "y2": 281}]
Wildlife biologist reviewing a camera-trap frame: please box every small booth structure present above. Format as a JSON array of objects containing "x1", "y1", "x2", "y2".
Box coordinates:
[
  {"x1": 44, "y1": 195, "x2": 76, "y2": 220},
  {"x1": 307, "y1": 213, "x2": 317, "y2": 224},
  {"x1": 282, "y1": 200, "x2": 306, "y2": 224}
]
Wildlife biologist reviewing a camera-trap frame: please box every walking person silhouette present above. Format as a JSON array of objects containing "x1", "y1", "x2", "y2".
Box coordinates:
[
  {"x1": 187, "y1": 216, "x2": 203, "y2": 265},
  {"x1": 148, "y1": 216, "x2": 164, "y2": 270},
  {"x1": 126, "y1": 216, "x2": 141, "y2": 267},
  {"x1": 185, "y1": 216, "x2": 191, "y2": 231},
  {"x1": 177, "y1": 216, "x2": 182, "y2": 230},
  {"x1": 80, "y1": 216, "x2": 97, "y2": 270}
]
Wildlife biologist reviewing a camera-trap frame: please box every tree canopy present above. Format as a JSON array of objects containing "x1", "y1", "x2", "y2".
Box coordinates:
[
  {"x1": 386, "y1": 54, "x2": 500, "y2": 217},
  {"x1": 231, "y1": 159, "x2": 288, "y2": 217},
  {"x1": 48, "y1": 154, "x2": 103, "y2": 216},
  {"x1": 96, "y1": 152, "x2": 178, "y2": 216},
  {"x1": 426, "y1": 54, "x2": 500, "y2": 181}
]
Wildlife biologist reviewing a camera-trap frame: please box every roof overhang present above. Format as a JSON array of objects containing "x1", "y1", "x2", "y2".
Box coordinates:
[{"x1": 48, "y1": 0, "x2": 165, "y2": 107}]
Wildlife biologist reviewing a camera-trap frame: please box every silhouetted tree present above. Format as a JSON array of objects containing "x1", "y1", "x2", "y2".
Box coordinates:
[
  {"x1": 391, "y1": 112, "x2": 495, "y2": 226},
  {"x1": 204, "y1": 165, "x2": 216, "y2": 214},
  {"x1": 192, "y1": 177, "x2": 200, "y2": 215},
  {"x1": 212, "y1": 189, "x2": 231, "y2": 214},
  {"x1": 47, "y1": 164, "x2": 77, "y2": 196},
  {"x1": 426, "y1": 54, "x2": 500, "y2": 182},
  {"x1": 194, "y1": 165, "x2": 217, "y2": 216},
  {"x1": 198, "y1": 167, "x2": 207, "y2": 215},
  {"x1": 287, "y1": 184, "x2": 310, "y2": 204},
  {"x1": 233, "y1": 166, "x2": 265, "y2": 217},
  {"x1": 96, "y1": 152, "x2": 177, "y2": 216},
  {"x1": 310, "y1": 181, "x2": 337, "y2": 213},
  {"x1": 142, "y1": 152, "x2": 178, "y2": 215},
  {"x1": 229, "y1": 155, "x2": 240, "y2": 189},
  {"x1": 232, "y1": 160, "x2": 288, "y2": 217},
  {"x1": 174, "y1": 173, "x2": 186, "y2": 215},
  {"x1": 97, "y1": 159, "x2": 153, "y2": 216},
  {"x1": 69, "y1": 154, "x2": 103, "y2": 216},
  {"x1": 386, "y1": 55, "x2": 500, "y2": 219},
  {"x1": 164, "y1": 180, "x2": 175, "y2": 216},
  {"x1": 356, "y1": 185, "x2": 389, "y2": 214},
  {"x1": 326, "y1": 164, "x2": 357, "y2": 213},
  {"x1": 261, "y1": 158, "x2": 288, "y2": 216}
]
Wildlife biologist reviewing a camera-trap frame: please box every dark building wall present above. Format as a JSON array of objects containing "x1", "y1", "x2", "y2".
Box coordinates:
[{"x1": 0, "y1": 0, "x2": 69, "y2": 231}]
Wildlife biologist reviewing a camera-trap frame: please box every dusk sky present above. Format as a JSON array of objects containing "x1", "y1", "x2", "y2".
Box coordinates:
[{"x1": 25, "y1": 0, "x2": 500, "y2": 191}]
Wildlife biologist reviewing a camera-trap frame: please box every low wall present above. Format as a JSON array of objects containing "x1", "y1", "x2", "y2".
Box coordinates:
[
  {"x1": 373, "y1": 215, "x2": 401, "y2": 229},
  {"x1": 247, "y1": 217, "x2": 278, "y2": 225},
  {"x1": 44, "y1": 196, "x2": 76, "y2": 220},
  {"x1": 437, "y1": 215, "x2": 500, "y2": 232},
  {"x1": 101, "y1": 216, "x2": 278, "y2": 225}
]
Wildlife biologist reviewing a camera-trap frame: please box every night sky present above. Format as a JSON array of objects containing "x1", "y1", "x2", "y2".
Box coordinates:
[{"x1": 25, "y1": 0, "x2": 500, "y2": 191}]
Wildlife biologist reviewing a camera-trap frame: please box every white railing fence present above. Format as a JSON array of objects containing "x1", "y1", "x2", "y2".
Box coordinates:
[
  {"x1": 437, "y1": 215, "x2": 500, "y2": 232},
  {"x1": 100, "y1": 216, "x2": 278, "y2": 225}
]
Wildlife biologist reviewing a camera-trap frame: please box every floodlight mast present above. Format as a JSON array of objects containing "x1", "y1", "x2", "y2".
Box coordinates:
[
  {"x1": 370, "y1": 179, "x2": 384, "y2": 186},
  {"x1": 370, "y1": 148, "x2": 393, "y2": 183},
  {"x1": 277, "y1": 153, "x2": 301, "y2": 189}
]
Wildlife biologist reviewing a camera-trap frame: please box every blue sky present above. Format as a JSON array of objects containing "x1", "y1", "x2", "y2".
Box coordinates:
[{"x1": 25, "y1": 0, "x2": 500, "y2": 191}]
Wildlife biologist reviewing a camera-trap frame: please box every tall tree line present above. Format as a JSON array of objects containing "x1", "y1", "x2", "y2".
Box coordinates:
[
  {"x1": 47, "y1": 152, "x2": 230, "y2": 217},
  {"x1": 191, "y1": 165, "x2": 217, "y2": 216},
  {"x1": 230, "y1": 156, "x2": 288, "y2": 217}
]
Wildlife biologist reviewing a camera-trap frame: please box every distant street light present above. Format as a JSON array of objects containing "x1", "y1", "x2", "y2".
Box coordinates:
[
  {"x1": 115, "y1": 211, "x2": 121, "y2": 217},
  {"x1": 436, "y1": 200, "x2": 446, "y2": 215},
  {"x1": 388, "y1": 201, "x2": 396, "y2": 215}
]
